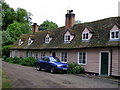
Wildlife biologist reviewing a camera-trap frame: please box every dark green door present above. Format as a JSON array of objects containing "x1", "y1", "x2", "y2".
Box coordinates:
[
  {"x1": 52, "y1": 52, "x2": 56, "y2": 57},
  {"x1": 101, "y1": 52, "x2": 109, "y2": 75}
]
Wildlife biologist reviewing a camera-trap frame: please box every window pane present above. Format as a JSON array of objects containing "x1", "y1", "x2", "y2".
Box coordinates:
[
  {"x1": 65, "y1": 36, "x2": 67, "y2": 40},
  {"x1": 28, "y1": 51, "x2": 32, "y2": 57},
  {"x1": 116, "y1": 32, "x2": 119, "y2": 38},
  {"x1": 61, "y1": 52, "x2": 64, "y2": 62},
  {"x1": 83, "y1": 34, "x2": 85, "y2": 39},
  {"x1": 68, "y1": 35, "x2": 70, "y2": 40},
  {"x1": 41, "y1": 52, "x2": 45, "y2": 59},
  {"x1": 28, "y1": 40, "x2": 31, "y2": 44},
  {"x1": 79, "y1": 52, "x2": 86, "y2": 64},
  {"x1": 61, "y1": 52, "x2": 67, "y2": 62},
  {"x1": 79, "y1": 59, "x2": 82, "y2": 63},
  {"x1": 83, "y1": 59, "x2": 85, "y2": 64},
  {"x1": 86, "y1": 33, "x2": 88, "y2": 39},
  {"x1": 45, "y1": 37, "x2": 49, "y2": 43},
  {"x1": 34, "y1": 52, "x2": 38, "y2": 59},
  {"x1": 79, "y1": 53, "x2": 82, "y2": 59},
  {"x1": 83, "y1": 53, "x2": 86, "y2": 60},
  {"x1": 111, "y1": 32, "x2": 114, "y2": 38},
  {"x1": 64, "y1": 35, "x2": 71, "y2": 42},
  {"x1": 64, "y1": 59, "x2": 67, "y2": 62}
]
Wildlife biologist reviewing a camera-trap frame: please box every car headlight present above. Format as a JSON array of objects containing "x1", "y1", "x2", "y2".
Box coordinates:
[{"x1": 57, "y1": 65, "x2": 62, "y2": 67}]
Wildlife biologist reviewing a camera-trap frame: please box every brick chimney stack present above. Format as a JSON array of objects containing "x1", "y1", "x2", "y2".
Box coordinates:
[
  {"x1": 65, "y1": 10, "x2": 75, "y2": 29},
  {"x1": 32, "y1": 23, "x2": 39, "y2": 33}
]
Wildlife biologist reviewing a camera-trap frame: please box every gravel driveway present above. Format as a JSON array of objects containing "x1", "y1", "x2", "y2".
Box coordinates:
[{"x1": 2, "y1": 61, "x2": 119, "y2": 88}]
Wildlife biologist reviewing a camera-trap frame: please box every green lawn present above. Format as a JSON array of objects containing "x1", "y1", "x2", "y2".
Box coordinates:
[
  {"x1": 0, "y1": 68, "x2": 1, "y2": 89},
  {"x1": 2, "y1": 69, "x2": 12, "y2": 88}
]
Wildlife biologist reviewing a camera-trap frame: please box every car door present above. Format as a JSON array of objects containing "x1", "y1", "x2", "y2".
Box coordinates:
[
  {"x1": 39, "y1": 57, "x2": 46, "y2": 68},
  {"x1": 42, "y1": 57, "x2": 50, "y2": 69}
]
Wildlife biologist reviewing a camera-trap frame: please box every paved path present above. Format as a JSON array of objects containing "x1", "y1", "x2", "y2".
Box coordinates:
[{"x1": 2, "y1": 61, "x2": 119, "y2": 88}]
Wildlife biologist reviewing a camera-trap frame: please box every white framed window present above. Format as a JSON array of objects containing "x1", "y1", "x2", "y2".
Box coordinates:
[
  {"x1": 28, "y1": 40, "x2": 32, "y2": 45},
  {"x1": 64, "y1": 31, "x2": 74, "y2": 43},
  {"x1": 78, "y1": 52, "x2": 87, "y2": 65},
  {"x1": 24, "y1": 51, "x2": 28, "y2": 58},
  {"x1": 18, "y1": 39, "x2": 23, "y2": 46},
  {"x1": 82, "y1": 32, "x2": 89, "y2": 40},
  {"x1": 82, "y1": 28, "x2": 92, "y2": 41},
  {"x1": 28, "y1": 37, "x2": 33, "y2": 45},
  {"x1": 14, "y1": 51, "x2": 18, "y2": 57},
  {"x1": 41, "y1": 52, "x2": 45, "y2": 59},
  {"x1": 64, "y1": 35, "x2": 71, "y2": 43},
  {"x1": 61, "y1": 52, "x2": 67, "y2": 63},
  {"x1": 10, "y1": 51, "x2": 12, "y2": 57},
  {"x1": 28, "y1": 51, "x2": 32, "y2": 57},
  {"x1": 110, "y1": 30, "x2": 120, "y2": 40},
  {"x1": 45, "y1": 37, "x2": 50, "y2": 43},
  {"x1": 34, "y1": 52, "x2": 38, "y2": 59},
  {"x1": 45, "y1": 34, "x2": 52, "y2": 44}
]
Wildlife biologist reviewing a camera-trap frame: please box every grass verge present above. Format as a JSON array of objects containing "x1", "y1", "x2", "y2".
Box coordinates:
[{"x1": 2, "y1": 70, "x2": 12, "y2": 88}]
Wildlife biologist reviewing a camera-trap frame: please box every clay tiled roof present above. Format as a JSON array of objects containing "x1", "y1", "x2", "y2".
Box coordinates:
[{"x1": 11, "y1": 17, "x2": 120, "y2": 50}]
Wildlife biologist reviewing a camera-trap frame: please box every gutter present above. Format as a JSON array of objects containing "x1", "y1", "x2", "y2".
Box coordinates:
[{"x1": 10, "y1": 46, "x2": 120, "y2": 50}]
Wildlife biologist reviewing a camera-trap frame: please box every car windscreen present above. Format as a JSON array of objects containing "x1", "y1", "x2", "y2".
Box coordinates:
[{"x1": 49, "y1": 57, "x2": 60, "y2": 62}]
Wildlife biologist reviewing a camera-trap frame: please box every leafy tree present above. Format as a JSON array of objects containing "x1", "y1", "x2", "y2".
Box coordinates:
[
  {"x1": 16, "y1": 8, "x2": 32, "y2": 24},
  {"x1": 20, "y1": 23, "x2": 32, "y2": 34},
  {"x1": 2, "y1": 31, "x2": 12, "y2": 46},
  {"x1": 6, "y1": 22, "x2": 22, "y2": 42},
  {"x1": 2, "y1": 1, "x2": 32, "y2": 30},
  {"x1": 39, "y1": 20, "x2": 58, "y2": 31},
  {"x1": 0, "y1": 1, "x2": 2, "y2": 28},
  {"x1": 0, "y1": 31, "x2": 2, "y2": 58},
  {"x1": 2, "y1": 45, "x2": 12, "y2": 58},
  {"x1": 5, "y1": 22, "x2": 31, "y2": 45},
  {"x1": 2, "y1": 2, "x2": 16, "y2": 30},
  {"x1": 0, "y1": 13, "x2": 2, "y2": 29}
]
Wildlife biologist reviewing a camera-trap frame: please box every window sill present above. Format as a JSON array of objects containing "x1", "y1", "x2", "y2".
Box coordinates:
[
  {"x1": 82, "y1": 40, "x2": 90, "y2": 42},
  {"x1": 64, "y1": 41, "x2": 71, "y2": 43},
  {"x1": 78, "y1": 63, "x2": 87, "y2": 65},
  {"x1": 109, "y1": 39, "x2": 120, "y2": 41},
  {"x1": 61, "y1": 61, "x2": 67, "y2": 63}
]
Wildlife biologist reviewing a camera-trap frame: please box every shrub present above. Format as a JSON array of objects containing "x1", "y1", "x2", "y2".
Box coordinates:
[
  {"x1": 5, "y1": 57, "x2": 13, "y2": 62},
  {"x1": 10, "y1": 57, "x2": 21, "y2": 64},
  {"x1": 2, "y1": 56, "x2": 7, "y2": 61},
  {"x1": 2, "y1": 45, "x2": 12, "y2": 58},
  {"x1": 68, "y1": 62, "x2": 85, "y2": 74},
  {"x1": 20, "y1": 57, "x2": 37, "y2": 67},
  {"x1": 4, "y1": 57, "x2": 38, "y2": 67}
]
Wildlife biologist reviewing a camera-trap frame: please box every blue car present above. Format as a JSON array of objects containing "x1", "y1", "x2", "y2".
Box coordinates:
[{"x1": 36, "y1": 56, "x2": 68, "y2": 73}]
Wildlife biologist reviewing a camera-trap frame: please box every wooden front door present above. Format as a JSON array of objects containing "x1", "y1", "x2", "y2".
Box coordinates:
[{"x1": 101, "y1": 52, "x2": 109, "y2": 75}]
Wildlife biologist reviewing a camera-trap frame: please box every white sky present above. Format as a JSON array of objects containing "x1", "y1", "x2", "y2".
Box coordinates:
[{"x1": 5, "y1": 0, "x2": 119, "y2": 27}]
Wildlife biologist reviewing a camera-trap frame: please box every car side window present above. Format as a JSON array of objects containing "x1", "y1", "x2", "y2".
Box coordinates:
[
  {"x1": 42, "y1": 57, "x2": 45, "y2": 60},
  {"x1": 43, "y1": 57, "x2": 50, "y2": 62}
]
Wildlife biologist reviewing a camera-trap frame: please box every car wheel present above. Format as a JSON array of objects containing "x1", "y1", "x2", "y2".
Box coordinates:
[
  {"x1": 36, "y1": 65, "x2": 41, "y2": 71},
  {"x1": 50, "y1": 67, "x2": 56, "y2": 74}
]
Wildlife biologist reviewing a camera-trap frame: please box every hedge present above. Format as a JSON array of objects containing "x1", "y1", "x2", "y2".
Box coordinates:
[{"x1": 4, "y1": 57, "x2": 38, "y2": 67}]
